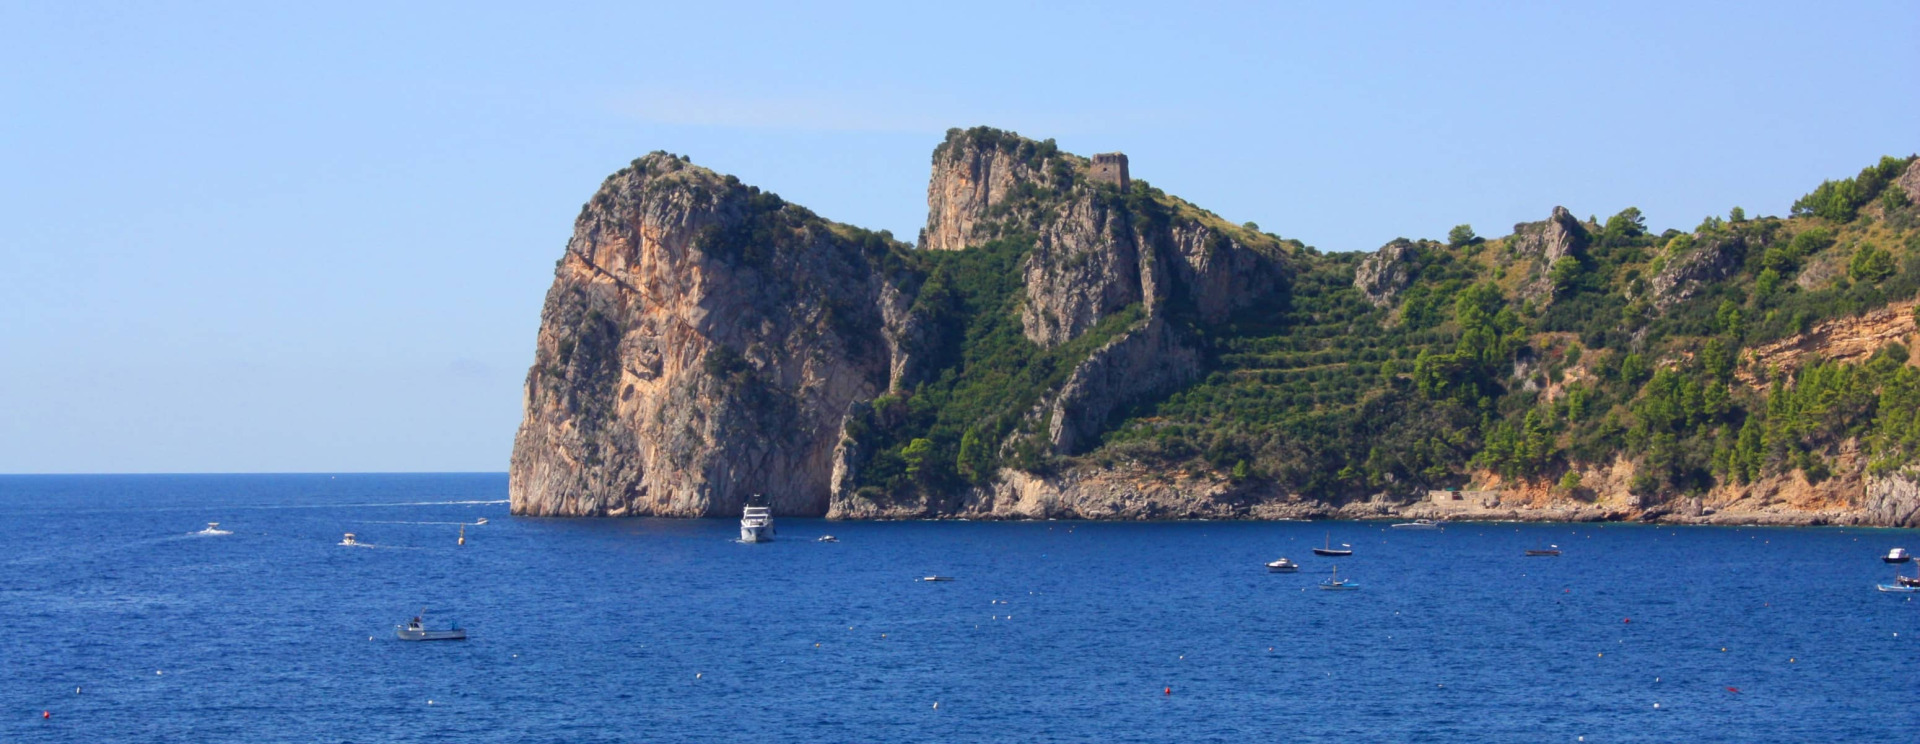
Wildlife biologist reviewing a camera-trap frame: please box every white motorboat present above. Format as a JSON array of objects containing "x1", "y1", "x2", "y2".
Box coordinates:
[
  {"x1": 395, "y1": 611, "x2": 466, "y2": 641},
  {"x1": 196, "y1": 522, "x2": 231, "y2": 536},
  {"x1": 340, "y1": 533, "x2": 359, "y2": 546},
  {"x1": 1266, "y1": 558, "x2": 1299, "y2": 573},
  {"x1": 1390, "y1": 519, "x2": 1444, "y2": 530},
  {"x1": 740, "y1": 502, "x2": 775, "y2": 543},
  {"x1": 816, "y1": 535, "x2": 839, "y2": 543},
  {"x1": 1885, "y1": 547, "x2": 1911, "y2": 564},
  {"x1": 921, "y1": 576, "x2": 956, "y2": 582}
]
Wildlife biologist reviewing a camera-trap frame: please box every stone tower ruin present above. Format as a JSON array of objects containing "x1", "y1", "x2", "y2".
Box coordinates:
[{"x1": 1090, "y1": 152, "x2": 1130, "y2": 192}]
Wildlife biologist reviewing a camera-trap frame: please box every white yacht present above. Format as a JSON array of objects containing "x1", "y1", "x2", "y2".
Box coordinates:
[
  {"x1": 1391, "y1": 519, "x2": 1444, "y2": 530},
  {"x1": 740, "y1": 502, "x2": 775, "y2": 543},
  {"x1": 1885, "y1": 547, "x2": 1911, "y2": 564},
  {"x1": 195, "y1": 522, "x2": 231, "y2": 536},
  {"x1": 1266, "y1": 558, "x2": 1299, "y2": 573}
]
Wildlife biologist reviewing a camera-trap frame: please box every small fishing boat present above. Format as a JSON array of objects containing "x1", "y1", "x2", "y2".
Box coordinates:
[
  {"x1": 1312, "y1": 532, "x2": 1352, "y2": 557},
  {"x1": 1876, "y1": 583, "x2": 1919, "y2": 593},
  {"x1": 816, "y1": 535, "x2": 839, "y2": 543},
  {"x1": 1390, "y1": 519, "x2": 1443, "y2": 530},
  {"x1": 196, "y1": 522, "x2": 231, "y2": 536},
  {"x1": 1319, "y1": 565, "x2": 1359, "y2": 591},
  {"x1": 1884, "y1": 547, "x2": 1911, "y2": 564},
  {"x1": 1266, "y1": 557, "x2": 1299, "y2": 573},
  {"x1": 395, "y1": 611, "x2": 466, "y2": 641},
  {"x1": 1898, "y1": 574, "x2": 1920, "y2": 588},
  {"x1": 740, "y1": 499, "x2": 775, "y2": 543},
  {"x1": 921, "y1": 576, "x2": 956, "y2": 582},
  {"x1": 474, "y1": 518, "x2": 488, "y2": 526},
  {"x1": 339, "y1": 533, "x2": 359, "y2": 546},
  {"x1": 457, "y1": 524, "x2": 466, "y2": 546},
  {"x1": 1526, "y1": 545, "x2": 1562, "y2": 557}
]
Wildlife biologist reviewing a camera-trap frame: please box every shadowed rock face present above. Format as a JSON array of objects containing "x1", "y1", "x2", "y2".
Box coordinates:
[{"x1": 509, "y1": 153, "x2": 904, "y2": 517}]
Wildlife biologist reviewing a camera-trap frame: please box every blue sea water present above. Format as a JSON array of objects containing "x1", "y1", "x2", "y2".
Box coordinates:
[{"x1": 2, "y1": 474, "x2": 1917, "y2": 743}]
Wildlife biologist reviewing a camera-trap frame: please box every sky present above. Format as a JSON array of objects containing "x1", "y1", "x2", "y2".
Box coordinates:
[{"x1": 1, "y1": 2, "x2": 1915, "y2": 473}]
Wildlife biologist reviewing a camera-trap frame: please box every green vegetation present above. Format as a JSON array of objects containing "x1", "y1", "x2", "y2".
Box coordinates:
[
  {"x1": 841, "y1": 235, "x2": 1143, "y2": 497},
  {"x1": 840, "y1": 150, "x2": 1920, "y2": 504},
  {"x1": 1080, "y1": 155, "x2": 1920, "y2": 499}
]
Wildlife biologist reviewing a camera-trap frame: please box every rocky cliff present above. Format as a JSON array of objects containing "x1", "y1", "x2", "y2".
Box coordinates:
[
  {"x1": 514, "y1": 138, "x2": 1920, "y2": 527},
  {"x1": 509, "y1": 153, "x2": 910, "y2": 517}
]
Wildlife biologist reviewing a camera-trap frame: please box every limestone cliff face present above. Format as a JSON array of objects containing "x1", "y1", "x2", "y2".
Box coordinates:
[
  {"x1": 1651, "y1": 232, "x2": 1748, "y2": 310},
  {"x1": 509, "y1": 153, "x2": 905, "y2": 517},
  {"x1": 1353, "y1": 238, "x2": 1422, "y2": 307},
  {"x1": 1510, "y1": 206, "x2": 1589, "y2": 301},
  {"x1": 908, "y1": 127, "x2": 1286, "y2": 462},
  {"x1": 921, "y1": 127, "x2": 1286, "y2": 350},
  {"x1": 1896, "y1": 159, "x2": 1920, "y2": 203}
]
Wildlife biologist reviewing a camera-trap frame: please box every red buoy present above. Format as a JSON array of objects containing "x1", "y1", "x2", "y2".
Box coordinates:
[
  {"x1": 1726, "y1": 687, "x2": 1741, "y2": 694},
  {"x1": 1623, "y1": 618, "x2": 1631, "y2": 623},
  {"x1": 1164, "y1": 686, "x2": 1171, "y2": 695},
  {"x1": 43, "y1": 711, "x2": 50, "y2": 719}
]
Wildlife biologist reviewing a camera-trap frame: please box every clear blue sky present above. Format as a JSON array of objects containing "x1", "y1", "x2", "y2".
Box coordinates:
[{"x1": 2, "y1": 2, "x2": 1914, "y2": 473}]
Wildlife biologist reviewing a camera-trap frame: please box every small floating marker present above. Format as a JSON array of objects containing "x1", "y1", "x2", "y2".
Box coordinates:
[
  {"x1": 1598, "y1": 653, "x2": 1603, "y2": 657},
  {"x1": 1654, "y1": 703, "x2": 1661, "y2": 709},
  {"x1": 1721, "y1": 647, "x2": 1727, "y2": 652},
  {"x1": 1623, "y1": 618, "x2": 1631, "y2": 623},
  {"x1": 75, "y1": 687, "x2": 81, "y2": 695},
  {"x1": 932, "y1": 702, "x2": 939, "y2": 709},
  {"x1": 1725, "y1": 687, "x2": 1740, "y2": 694},
  {"x1": 815, "y1": 643, "x2": 821, "y2": 648},
  {"x1": 156, "y1": 670, "x2": 163, "y2": 676},
  {"x1": 43, "y1": 711, "x2": 50, "y2": 719},
  {"x1": 1163, "y1": 686, "x2": 1171, "y2": 695},
  {"x1": 696, "y1": 673, "x2": 702, "y2": 679},
  {"x1": 1789, "y1": 658, "x2": 1795, "y2": 663}
]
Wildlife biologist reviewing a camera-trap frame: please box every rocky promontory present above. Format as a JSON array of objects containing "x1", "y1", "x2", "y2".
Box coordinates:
[{"x1": 512, "y1": 134, "x2": 1920, "y2": 528}]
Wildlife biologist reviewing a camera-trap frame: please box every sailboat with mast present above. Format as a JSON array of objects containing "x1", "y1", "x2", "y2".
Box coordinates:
[
  {"x1": 1312, "y1": 532, "x2": 1352, "y2": 557},
  {"x1": 1319, "y1": 564, "x2": 1359, "y2": 591}
]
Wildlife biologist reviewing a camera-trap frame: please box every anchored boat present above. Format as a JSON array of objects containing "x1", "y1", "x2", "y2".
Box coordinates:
[
  {"x1": 195, "y1": 522, "x2": 231, "y2": 536},
  {"x1": 1266, "y1": 557, "x2": 1300, "y2": 573},
  {"x1": 1884, "y1": 547, "x2": 1910, "y2": 564},
  {"x1": 396, "y1": 611, "x2": 466, "y2": 641},
  {"x1": 1312, "y1": 532, "x2": 1353, "y2": 557},
  {"x1": 1319, "y1": 565, "x2": 1359, "y2": 591},
  {"x1": 1390, "y1": 519, "x2": 1443, "y2": 530},
  {"x1": 1526, "y1": 545, "x2": 1562, "y2": 557},
  {"x1": 740, "y1": 499, "x2": 775, "y2": 543}
]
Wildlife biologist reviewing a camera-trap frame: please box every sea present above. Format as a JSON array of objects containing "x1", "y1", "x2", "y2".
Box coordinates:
[{"x1": 2, "y1": 473, "x2": 1916, "y2": 743}]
